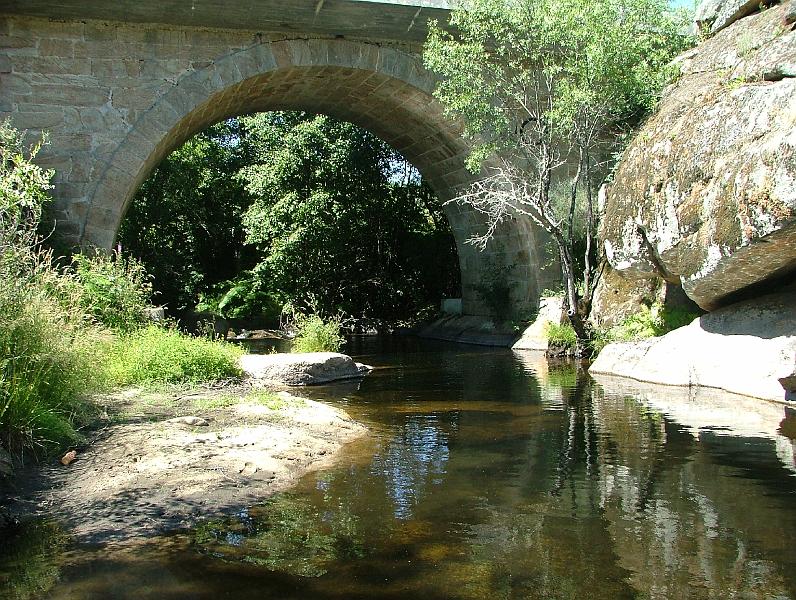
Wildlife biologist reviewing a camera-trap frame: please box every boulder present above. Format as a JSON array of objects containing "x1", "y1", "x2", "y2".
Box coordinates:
[
  {"x1": 589, "y1": 289, "x2": 796, "y2": 402},
  {"x1": 240, "y1": 352, "x2": 371, "y2": 386},
  {"x1": 600, "y1": 3, "x2": 796, "y2": 311},
  {"x1": 694, "y1": 0, "x2": 767, "y2": 35},
  {"x1": 512, "y1": 297, "x2": 565, "y2": 351}
]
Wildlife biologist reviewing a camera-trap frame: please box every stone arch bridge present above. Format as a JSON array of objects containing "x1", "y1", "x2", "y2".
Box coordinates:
[{"x1": 0, "y1": 0, "x2": 556, "y2": 317}]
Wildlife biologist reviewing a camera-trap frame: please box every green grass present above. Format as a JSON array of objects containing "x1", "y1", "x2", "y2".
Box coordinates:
[
  {"x1": 0, "y1": 279, "x2": 106, "y2": 456},
  {"x1": 192, "y1": 390, "x2": 305, "y2": 411},
  {"x1": 544, "y1": 321, "x2": 577, "y2": 351},
  {"x1": 591, "y1": 303, "x2": 701, "y2": 355},
  {"x1": 107, "y1": 326, "x2": 244, "y2": 385}
]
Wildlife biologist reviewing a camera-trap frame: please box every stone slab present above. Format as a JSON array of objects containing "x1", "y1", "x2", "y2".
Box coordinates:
[
  {"x1": 589, "y1": 289, "x2": 796, "y2": 402},
  {"x1": 240, "y1": 352, "x2": 371, "y2": 386}
]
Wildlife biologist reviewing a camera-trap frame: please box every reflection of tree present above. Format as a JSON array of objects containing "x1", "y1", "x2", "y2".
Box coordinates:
[
  {"x1": 0, "y1": 520, "x2": 68, "y2": 599},
  {"x1": 192, "y1": 494, "x2": 365, "y2": 578}
]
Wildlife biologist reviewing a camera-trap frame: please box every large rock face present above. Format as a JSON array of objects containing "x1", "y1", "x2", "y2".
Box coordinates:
[
  {"x1": 600, "y1": 2, "x2": 796, "y2": 311},
  {"x1": 590, "y1": 289, "x2": 796, "y2": 402}
]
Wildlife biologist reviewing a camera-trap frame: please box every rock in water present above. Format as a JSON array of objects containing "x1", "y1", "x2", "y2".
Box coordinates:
[
  {"x1": 240, "y1": 352, "x2": 371, "y2": 386},
  {"x1": 590, "y1": 290, "x2": 796, "y2": 402},
  {"x1": 598, "y1": 2, "x2": 796, "y2": 313}
]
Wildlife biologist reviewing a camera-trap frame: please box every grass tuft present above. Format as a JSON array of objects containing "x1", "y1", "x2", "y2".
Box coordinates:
[{"x1": 107, "y1": 326, "x2": 244, "y2": 385}]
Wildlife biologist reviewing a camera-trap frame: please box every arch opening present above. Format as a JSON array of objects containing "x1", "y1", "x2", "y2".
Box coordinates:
[
  {"x1": 118, "y1": 110, "x2": 463, "y2": 326},
  {"x1": 72, "y1": 39, "x2": 553, "y2": 318}
]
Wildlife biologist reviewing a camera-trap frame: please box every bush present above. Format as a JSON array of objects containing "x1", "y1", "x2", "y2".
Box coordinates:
[
  {"x1": 291, "y1": 314, "x2": 345, "y2": 353},
  {"x1": 107, "y1": 325, "x2": 243, "y2": 385},
  {"x1": 591, "y1": 302, "x2": 701, "y2": 355},
  {"x1": 544, "y1": 321, "x2": 577, "y2": 351},
  {"x1": 69, "y1": 251, "x2": 152, "y2": 333},
  {"x1": 0, "y1": 121, "x2": 104, "y2": 455}
]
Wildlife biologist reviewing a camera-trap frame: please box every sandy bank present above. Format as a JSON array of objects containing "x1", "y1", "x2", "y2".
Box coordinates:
[{"x1": 9, "y1": 384, "x2": 366, "y2": 543}]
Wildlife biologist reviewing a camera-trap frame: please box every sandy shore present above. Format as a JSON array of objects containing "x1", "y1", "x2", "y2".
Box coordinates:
[{"x1": 8, "y1": 384, "x2": 366, "y2": 543}]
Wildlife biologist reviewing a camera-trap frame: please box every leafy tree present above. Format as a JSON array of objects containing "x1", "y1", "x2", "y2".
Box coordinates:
[
  {"x1": 424, "y1": 0, "x2": 692, "y2": 355},
  {"x1": 118, "y1": 119, "x2": 256, "y2": 313},
  {"x1": 239, "y1": 112, "x2": 459, "y2": 322},
  {"x1": 121, "y1": 112, "x2": 459, "y2": 324}
]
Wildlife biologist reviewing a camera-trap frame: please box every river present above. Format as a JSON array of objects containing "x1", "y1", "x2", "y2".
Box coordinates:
[{"x1": 2, "y1": 337, "x2": 795, "y2": 599}]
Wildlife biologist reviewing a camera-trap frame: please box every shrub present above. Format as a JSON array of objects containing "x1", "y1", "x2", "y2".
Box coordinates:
[
  {"x1": 69, "y1": 251, "x2": 152, "y2": 333},
  {"x1": 107, "y1": 325, "x2": 243, "y2": 385},
  {"x1": 291, "y1": 314, "x2": 345, "y2": 353},
  {"x1": 544, "y1": 321, "x2": 577, "y2": 351},
  {"x1": 0, "y1": 121, "x2": 105, "y2": 455},
  {"x1": 591, "y1": 303, "x2": 701, "y2": 355}
]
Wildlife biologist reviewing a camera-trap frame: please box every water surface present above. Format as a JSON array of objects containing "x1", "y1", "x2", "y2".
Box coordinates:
[{"x1": 2, "y1": 337, "x2": 795, "y2": 599}]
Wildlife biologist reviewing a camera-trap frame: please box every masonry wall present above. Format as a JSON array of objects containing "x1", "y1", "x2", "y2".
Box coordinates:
[{"x1": 0, "y1": 14, "x2": 557, "y2": 317}]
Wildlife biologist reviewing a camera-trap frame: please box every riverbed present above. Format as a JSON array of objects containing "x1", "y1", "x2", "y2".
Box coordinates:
[{"x1": 2, "y1": 336, "x2": 795, "y2": 599}]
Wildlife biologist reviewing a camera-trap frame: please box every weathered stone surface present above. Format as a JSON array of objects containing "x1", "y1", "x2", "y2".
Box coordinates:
[
  {"x1": 590, "y1": 289, "x2": 796, "y2": 402},
  {"x1": 240, "y1": 352, "x2": 371, "y2": 386},
  {"x1": 418, "y1": 315, "x2": 520, "y2": 347},
  {"x1": 512, "y1": 297, "x2": 565, "y2": 351},
  {"x1": 786, "y1": 0, "x2": 796, "y2": 25},
  {"x1": 694, "y1": 0, "x2": 763, "y2": 35},
  {"x1": 601, "y1": 3, "x2": 796, "y2": 311}
]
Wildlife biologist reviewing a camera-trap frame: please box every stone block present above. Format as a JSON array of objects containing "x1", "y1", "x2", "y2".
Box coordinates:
[
  {"x1": 38, "y1": 39, "x2": 74, "y2": 58},
  {"x1": 83, "y1": 22, "x2": 118, "y2": 42},
  {"x1": 1, "y1": 74, "x2": 32, "y2": 95},
  {"x1": 81, "y1": 225, "x2": 116, "y2": 250},
  {"x1": 0, "y1": 34, "x2": 38, "y2": 52},
  {"x1": 10, "y1": 110, "x2": 65, "y2": 130},
  {"x1": 14, "y1": 57, "x2": 91, "y2": 76},
  {"x1": 34, "y1": 84, "x2": 109, "y2": 107}
]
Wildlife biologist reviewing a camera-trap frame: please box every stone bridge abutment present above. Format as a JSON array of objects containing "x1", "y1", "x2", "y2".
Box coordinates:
[{"x1": 0, "y1": 5, "x2": 556, "y2": 317}]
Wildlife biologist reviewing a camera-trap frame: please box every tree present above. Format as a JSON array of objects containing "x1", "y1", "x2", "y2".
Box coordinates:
[
  {"x1": 120, "y1": 112, "x2": 460, "y2": 323},
  {"x1": 119, "y1": 119, "x2": 257, "y2": 313},
  {"x1": 424, "y1": 0, "x2": 691, "y2": 356},
  {"x1": 240, "y1": 112, "x2": 459, "y2": 322}
]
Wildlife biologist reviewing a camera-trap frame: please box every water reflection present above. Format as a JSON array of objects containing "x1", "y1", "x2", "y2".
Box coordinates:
[{"x1": 2, "y1": 338, "x2": 795, "y2": 599}]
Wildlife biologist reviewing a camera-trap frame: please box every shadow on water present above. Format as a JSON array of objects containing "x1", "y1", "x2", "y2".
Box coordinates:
[{"x1": 2, "y1": 336, "x2": 796, "y2": 599}]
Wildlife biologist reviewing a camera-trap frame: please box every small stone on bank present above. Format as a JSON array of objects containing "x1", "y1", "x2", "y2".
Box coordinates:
[
  {"x1": 167, "y1": 416, "x2": 209, "y2": 427},
  {"x1": 61, "y1": 450, "x2": 77, "y2": 466}
]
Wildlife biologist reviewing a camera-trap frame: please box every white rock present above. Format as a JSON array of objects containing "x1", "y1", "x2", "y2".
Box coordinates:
[
  {"x1": 590, "y1": 290, "x2": 796, "y2": 402},
  {"x1": 240, "y1": 352, "x2": 371, "y2": 386}
]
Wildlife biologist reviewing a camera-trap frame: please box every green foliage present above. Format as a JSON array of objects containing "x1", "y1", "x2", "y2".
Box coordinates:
[
  {"x1": 241, "y1": 112, "x2": 459, "y2": 321},
  {"x1": 196, "y1": 271, "x2": 282, "y2": 322},
  {"x1": 68, "y1": 251, "x2": 152, "y2": 333},
  {"x1": 591, "y1": 302, "x2": 700, "y2": 355},
  {"x1": 424, "y1": 0, "x2": 693, "y2": 173},
  {"x1": 118, "y1": 119, "x2": 257, "y2": 313},
  {"x1": 424, "y1": 0, "x2": 693, "y2": 354},
  {"x1": 544, "y1": 321, "x2": 578, "y2": 350},
  {"x1": 121, "y1": 113, "x2": 460, "y2": 323},
  {"x1": 107, "y1": 325, "x2": 244, "y2": 385},
  {"x1": 0, "y1": 122, "x2": 104, "y2": 456},
  {"x1": 291, "y1": 313, "x2": 346, "y2": 354}
]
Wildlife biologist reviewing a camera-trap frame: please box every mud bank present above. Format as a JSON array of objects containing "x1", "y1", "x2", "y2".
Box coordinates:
[{"x1": 6, "y1": 385, "x2": 366, "y2": 543}]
